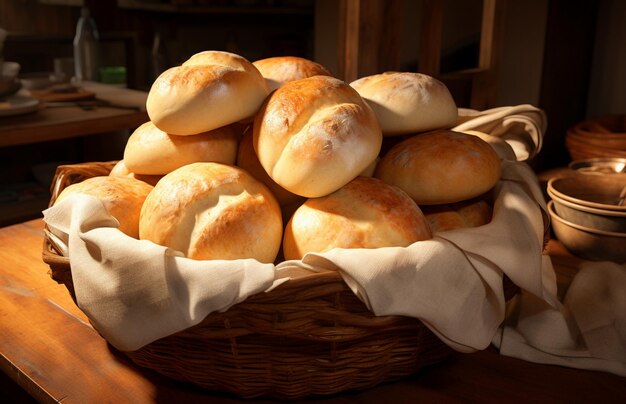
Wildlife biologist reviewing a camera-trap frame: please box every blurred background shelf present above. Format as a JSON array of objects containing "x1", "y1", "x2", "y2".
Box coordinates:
[{"x1": 116, "y1": 0, "x2": 315, "y2": 15}]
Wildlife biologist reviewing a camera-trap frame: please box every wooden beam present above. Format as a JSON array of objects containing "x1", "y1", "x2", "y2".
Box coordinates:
[
  {"x1": 418, "y1": 0, "x2": 443, "y2": 76},
  {"x1": 470, "y1": 0, "x2": 506, "y2": 110},
  {"x1": 338, "y1": 0, "x2": 360, "y2": 83}
]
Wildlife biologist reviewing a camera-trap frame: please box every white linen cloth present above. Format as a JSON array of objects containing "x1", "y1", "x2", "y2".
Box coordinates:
[
  {"x1": 454, "y1": 104, "x2": 547, "y2": 162},
  {"x1": 492, "y1": 261, "x2": 626, "y2": 377},
  {"x1": 43, "y1": 105, "x2": 559, "y2": 358}
]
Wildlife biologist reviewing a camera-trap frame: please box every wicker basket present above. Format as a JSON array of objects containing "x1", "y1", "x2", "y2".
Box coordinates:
[{"x1": 42, "y1": 162, "x2": 519, "y2": 399}]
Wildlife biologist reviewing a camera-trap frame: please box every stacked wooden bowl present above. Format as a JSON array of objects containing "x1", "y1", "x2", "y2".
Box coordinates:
[
  {"x1": 547, "y1": 162, "x2": 626, "y2": 263},
  {"x1": 565, "y1": 115, "x2": 626, "y2": 160}
]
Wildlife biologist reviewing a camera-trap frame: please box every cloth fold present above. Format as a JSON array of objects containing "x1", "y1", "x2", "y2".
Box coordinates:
[
  {"x1": 453, "y1": 104, "x2": 547, "y2": 162},
  {"x1": 493, "y1": 261, "x2": 626, "y2": 377}
]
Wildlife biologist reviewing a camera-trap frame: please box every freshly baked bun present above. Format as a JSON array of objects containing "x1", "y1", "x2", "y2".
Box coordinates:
[
  {"x1": 55, "y1": 176, "x2": 153, "y2": 238},
  {"x1": 123, "y1": 121, "x2": 238, "y2": 175},
  {"x1": 350, "y1": 72, "x2": 457, "y2": 136},
  {"x1": 236, "y1": 128, "x2": 303, "y2": 207},
  {"x1": 459, "y1": 129, "x2": 517, "y2": 161},
  {"x1": 109, "y1": 160, "x2": 162, "y2": 186},
  {"x1": 375, "y1": 130, "x2": 501, "y2": 205},
  {"x1": 253, "y1": 56, "x2": 332, "y2": 92},
  {"x1": 283, "y1": 176, "x2": 432, "y2": 260},
  {"x1": 253, "y1": 75, "x2": 382, "y2": 198},
  {"x1": 146, "y1": 50, "x2": 268, "y2": 135},
  {"x1": 421, "y1": 198, "x2": 492, "y2": 233},
  {"x1": 139, "y1": 162, "x2": 282, "y2": 263}
]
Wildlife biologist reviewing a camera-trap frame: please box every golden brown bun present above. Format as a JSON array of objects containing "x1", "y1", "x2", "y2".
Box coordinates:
[
  {"x1": 253, "y1": 56, "x2": 332, "y2": 92},
  {"x1": 283, "y1": 176, "x2": 432, "y2": 260},
  {"x1": 421, "y1": 198, "x2": 492, "y2": 233},
  {"x1": 55, "y1": 176, "x2": 153, "y2": 238},
  {"x1": 374, "y1": 130, "x2": 501, "y2": 205},
  {"x1": 109, "y1": 160, "x2": 163, "y2": 186},
  {"x1": 139, "y1": 162, "x2": 282, "y2": 263},
  {"x1": 236, "y1": 128, "x2": 304, "y2": 207},
  {"x1": 146, "y1": 51, "x2": 268, "y2": 135},
  {"x1": 253, "y1": 75, "x2": 382, "y2": 198},
  {"x1": 123, "y1": 121, "x2": 238, "y2": 175},
  {"x1": 460, "y1": 130, "x2": 517, "y2": 160},
  {"x1": 350, "y1": 72, "x2": 457, "y2": 136}
]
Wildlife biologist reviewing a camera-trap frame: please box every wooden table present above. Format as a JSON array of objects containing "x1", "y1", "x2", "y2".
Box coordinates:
[
  {"x1": 0, "y1": 219, "x2": 624, "y2": 403},
  {"x1": 0, "y1": 82, "x2": 148, "y2": 148}
]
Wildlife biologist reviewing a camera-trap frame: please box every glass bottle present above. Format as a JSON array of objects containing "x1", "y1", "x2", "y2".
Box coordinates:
[{"x1": 73, "y1": 7, "x2": 100, "y2": 83}]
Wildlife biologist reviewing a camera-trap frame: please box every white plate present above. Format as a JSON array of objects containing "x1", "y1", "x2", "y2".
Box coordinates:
[{"x1": 0, "y1": 94, "x2": 41, "y2": 117}]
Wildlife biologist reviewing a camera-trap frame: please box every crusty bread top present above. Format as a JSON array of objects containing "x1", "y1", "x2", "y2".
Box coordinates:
[
  {"x1": 253, "y1": 75, "x2": 382, "y2": 198},
  {"x1": 55, "y1": 175, "x2": 153, "y2": 238},
  {"x1": 350, "y1": 72, "x2": 458, "y2": 136},
  {"x1": 146, "y1": 51, "x2": 268, "y2": 136},
  {"x1": 282, "y1": 176, "x2": 432, "y2": 259},
  {"x1": 253, "y1": 56, "x2": 332, "y2": 92},
  {"x1": 123, "y1": 121, "x2": 238, "y2": 175},
  {"x1": 139, "y1": 162, "x2": 282, "y2": 262},
  {"x1": 375, "y1": 130, "x2": 501, "y2": 205}
]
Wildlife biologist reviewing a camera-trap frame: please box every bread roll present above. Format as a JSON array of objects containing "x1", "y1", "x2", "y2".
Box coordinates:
[
  {"x1": 146, "y1": 50, "x2": 268, "y2": 135},
  {"x1": 55, "y1": 176, "x2": 153, "y2": 238},
  {"x1": 283, "y1": 176, "x2": 432, "y2": 260},
  {"x1": 109, "y1": 160, "x2": 162, "y2": 186},
  {"x1": 375, "y1": 130, "x2": 501, "y2": 205},
  {"x1": 236, "y1": 128, "x2": 303, "y2": 207},
  {"x1": 253, "y1": 56, "x2": 332, "y2": 92},
  {"x1": 421, "y1": 198, "x2": 492, "y2": 233},
  {"x1": 350, "y1": 72, "x2": 457, "y2": 136},
  {"x1": 460, "y1": 129, "x2": 517, "y2": 161},
  {"x1": 253, "y1": 75, "x2": 382, "y2": 198},
  {"x1": 123, "y1": 121, "x2": 238, "y2": 175},
  {"x1": 140, "y1": 162, "x2": 282, "y2": 263}
]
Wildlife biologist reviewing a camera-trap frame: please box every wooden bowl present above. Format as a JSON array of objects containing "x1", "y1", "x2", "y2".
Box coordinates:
[
  {"x1": 568, "y1": 157, "x2": 626, "y2": 175},
  {"x1": 572, "y1": 115, "x2": 626, "y2": 137},
  {"x1": 566, "y1": 130, "x2": 626, "y2": 150},
  {"x1": 565, "y1": 115, "x2": 626, "y2": 161},
  {"x1": 547, "y1": 174, "x2": 626, "y2": 212},
  {"x1": 549, "y1": 196, "x2": 626, "y2": 233},
  {"x1": 548, "y1": 201, "x2": 626, "y2": 263}
]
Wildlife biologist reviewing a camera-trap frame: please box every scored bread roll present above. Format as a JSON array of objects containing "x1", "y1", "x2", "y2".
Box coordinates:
[
  {"x1": 55, "y1": 176, "x2": 153, "y2": 238},
  {"x1": 283, "y1": 176, "x2": 432, "y2": 260},
  {"x1": 140, "y1": 162, "x2": 282, "y2": 263},
  {"x1": 350, "y1": 72, "x2": 457, "y2": 136},
  {"x1": 375, "y1": 130, "x2": 501, "y2": 205},
  {"x1": 253, "y1": 75, "x2": 382, "y2": 198},
  {"x1": 253, "y1": 56, "x2": 332, "y2": 92},
  {"x1": 146, "y1": 50, "x2": 268, "y2": 135},
  {"x1": 123, "y1": 121, "x2": 238, "y2": 175},
  {"x1": 109, "y1": 160, "x2": 163, "y2": 186},
  {"x1": 421, "y1": 198, "x2": 492, "y2": 233},
  {"x1": 236, "y1": 127, "x2": 303, "y2": 207}
]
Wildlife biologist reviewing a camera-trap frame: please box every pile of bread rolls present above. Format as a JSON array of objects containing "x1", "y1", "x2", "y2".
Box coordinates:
[{"x1": 55, "y1": 51, "x2": 503, "y2": 264}]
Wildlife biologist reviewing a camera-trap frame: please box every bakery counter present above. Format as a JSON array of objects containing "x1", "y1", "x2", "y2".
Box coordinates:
[
  {"x1": 0, "y1": 219, "x2": 624, "y2": 403},
  {"x1": 0, "y1": 81, "x2": 148, "y2": 148}
]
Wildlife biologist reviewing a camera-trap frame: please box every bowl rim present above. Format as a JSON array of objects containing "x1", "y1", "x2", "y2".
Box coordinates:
[
  {"x1": 568, "y1": 157, "x2": 626, "y2": 172},
  {"x1": 549, "y1": 192, "x2": 626, "y2": 218},
  {"x1": 547, "y1": 176, "x2": 626, "y2": 212},
  {"x1": 548, "y1": 201, "x2": 626, "y2": 237}
]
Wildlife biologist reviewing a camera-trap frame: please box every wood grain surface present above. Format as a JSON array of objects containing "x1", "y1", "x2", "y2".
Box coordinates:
[
  {"x1": 0, "y1": 82, "x2": 148, "y2": 148},
  {"x1": 0, "y1": 219, "x2": 624, "y2": 403}
]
